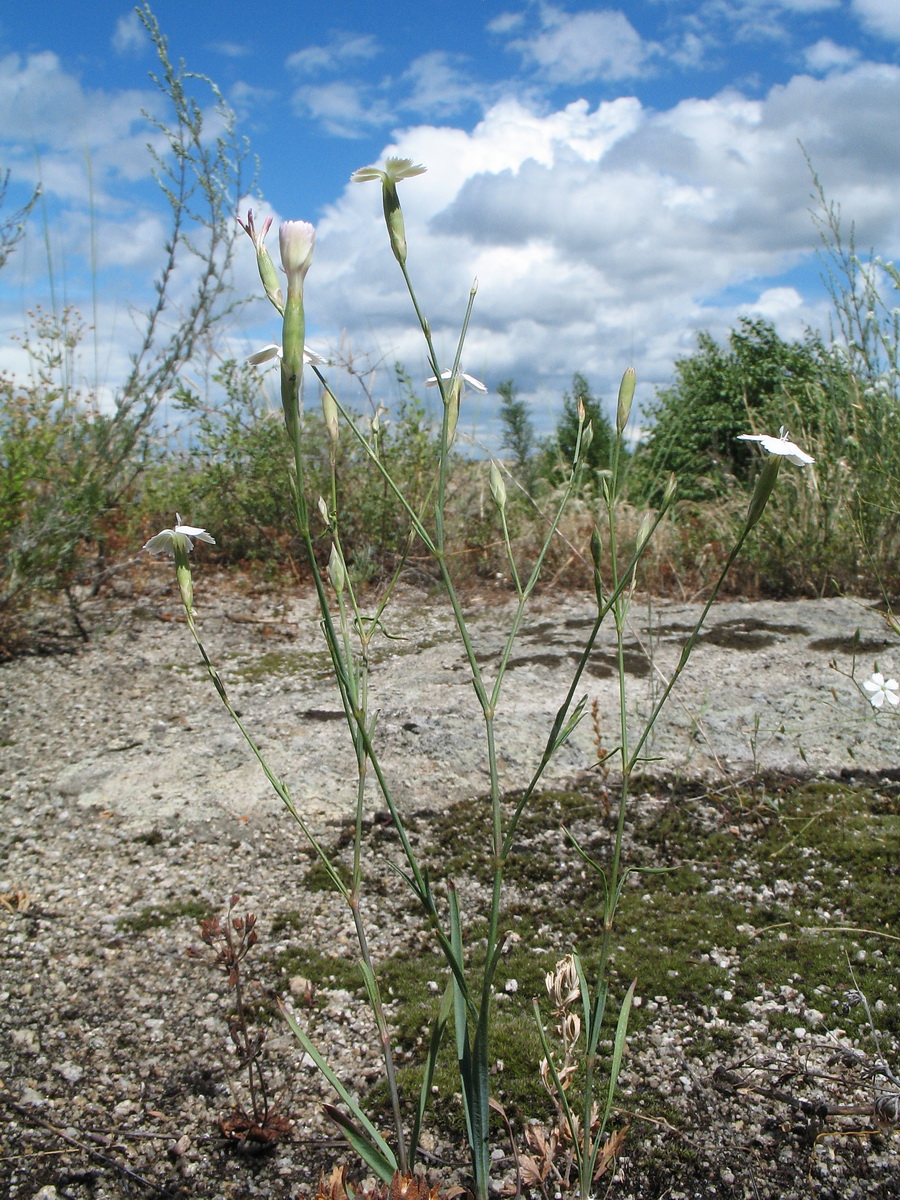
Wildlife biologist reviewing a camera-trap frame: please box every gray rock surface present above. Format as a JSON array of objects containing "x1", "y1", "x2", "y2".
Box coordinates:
[{"x1": 2, "y1": 585, "x2": 897, "y2": 834}]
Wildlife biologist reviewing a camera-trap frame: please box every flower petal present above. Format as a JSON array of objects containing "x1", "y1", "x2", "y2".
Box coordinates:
[
  {"x1": 461, "y1": 372, "x2": 488, "y2": 394},
  {"x1": 248, "y1": 343, "x2": 282, "y2": 365},
  {"x1": 143, "y1": 530, "x2": 176, "y2": 556},
  {"x1": 737, "y1": 431, "x2": 814, "y2": 465}
]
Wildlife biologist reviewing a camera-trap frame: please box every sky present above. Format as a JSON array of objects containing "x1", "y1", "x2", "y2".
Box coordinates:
[{"x1": 2, "y1": 0, "x2": 900, "y2": 445}]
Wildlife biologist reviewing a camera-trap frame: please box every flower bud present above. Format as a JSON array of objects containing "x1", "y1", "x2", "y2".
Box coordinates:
[
  {"x1": 489, "y1": 461, "x2": 507, "y2": 511},
  {"x1": 635, "y1": 511, "x2": 654, "y2": 554},
  {"x1": 279, "y1": 221, "x2": 315, "y2": 296},
  {"x1": 580, "y1": 420, "x2": 594, "y2": 458},
  {"x1": 322, "y1": 387, "x2": 339, "y2": 447},
  {"x1": 745, "y1": 454, "x2": 781, "y2": 531},
  {"x1": 238, "y1": 210, "x2": 284, "y2": 313},
  {"x1": 616, "y1": 366, "x2": 635, "y2": 437},
  {"x1": 328, "y1": 543, "x2": 346, "y2": 594},
  {"x1": 591, "y1": 528, "x2": 604, "y2": 605},
  {"x1": 445, "y1": 376, "x2": 461, "y2": 445},
  {"x1": 590, "y1": 528, "x2": 602, "y2": 570}
]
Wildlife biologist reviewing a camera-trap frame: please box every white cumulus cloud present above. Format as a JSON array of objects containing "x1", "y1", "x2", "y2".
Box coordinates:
[
  {"x1": 507, "y1": 5, "x2": 656, "y2": 83},
  {"x1": 301, "y1": 63, "x2": 900, "y2": 441},
  {"x1": 852, "y1": 0, "x2": 900, "y2": 40}
]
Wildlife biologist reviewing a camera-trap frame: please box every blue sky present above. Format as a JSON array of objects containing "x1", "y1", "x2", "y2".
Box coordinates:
[{"x1": 2, "y1": 0, "x2": 900, "y2": 441}]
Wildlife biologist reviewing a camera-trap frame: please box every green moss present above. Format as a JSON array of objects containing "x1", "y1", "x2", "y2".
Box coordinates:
[
  {"x1": 118, "y1": 898, "x2": 212, "y2": 932},
  {"x1": 303, "y1": 857, "x2": 353, "y2": 892},
  {"x1": 270, "y1": 773, "x2": 900, "y2": 1164},
  {"x1": 272, "y1": 945, "x2": 361, "y2": 992}
]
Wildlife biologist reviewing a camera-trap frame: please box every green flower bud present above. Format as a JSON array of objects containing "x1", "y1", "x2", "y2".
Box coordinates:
[
  {"x1": 489, "y1": 461, "x2": 507, "y2": 511},
  {"x1": 322, "y1": 387, "x2": 339, "y2": 447},
  {"x1": 445, "y1": 376, "x2": 461, "y2": 445},
  {"x1": 590, "y1": 528, "x2": 604, "y2": 605},
  {"x1": 328, "y1": 543, "x2": 346, "y2": 594},
  {"x1": 745, "y1": 454, "x2": 782, "y2": 531},
  {"x1": 237, "y1": 211, "x2": 284, "y2": 313},
  {"x1": 616, "y1": 366, "x2": 635, "y2": 437}
]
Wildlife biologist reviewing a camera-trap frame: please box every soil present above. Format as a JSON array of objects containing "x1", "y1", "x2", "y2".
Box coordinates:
[{"x1": 1, "y1": 572, "x2": 899, "y2": 1200}]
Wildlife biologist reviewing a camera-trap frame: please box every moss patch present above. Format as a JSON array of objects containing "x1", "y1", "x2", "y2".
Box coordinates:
[{"x1": 118, "y1": 897, "x2": 213, "y2": 933}]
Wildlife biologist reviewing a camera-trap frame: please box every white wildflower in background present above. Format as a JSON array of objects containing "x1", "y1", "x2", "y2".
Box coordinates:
[
  {"x1": 737, "y1": 426, "x2": 815, "y2": 466},
  {"x1": 143, "y1": 514, "x2": 216, "y2": 557},
  {"x1": 425, "y1": 369, "x2": 488, "y2": 396},
  {"x1": 863, "y1": 672, "x2": 899, "y2": 708}
]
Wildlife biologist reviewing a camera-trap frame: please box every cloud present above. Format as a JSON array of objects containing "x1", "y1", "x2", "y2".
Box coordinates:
[
  {"x1": 286, "y1": 33, "x2": 380, "y2": 76},
  {"x1": 288, "y1": 42, "x2": 485, "y2": 134},
  {"x1": 291, "y1": 81, "x2": 394, "y2": 137},
  {"x1": 487, "y1": 11, "x2": 526, "y2": 35},
  {"x1": 399, "y1": 53, "x2": 485, "y2": 120},
  {"x1": 302, "y1": 64, "x2": 900, "y2": 441},
  {"x1": 506, "y1": 5, "x2": 655, "y2": 83},
  {"x1": 207, "y1": 41, "x2": 251, "y2": 59},
  {"x1": 778, "y1": 0, "x2": 840, "y2": 11},
  {"x1": 852, "y1": 0, "x2": 900, "y2": 40},
  {"x1": 680, "y1": 0, "x2": 840, "y2": 51},
  {"x1": 111, "y1": 11, "x2": 147, "y2": 56},
  {"x1": 286, "y1": 33, "x2": 390, "y2": 136},
  {"x1": 802, "y1": 38, "x2": 861, "y2": 72},
  {"x1": 0, "y1": 51, "x2": 162, "y2": 197}
]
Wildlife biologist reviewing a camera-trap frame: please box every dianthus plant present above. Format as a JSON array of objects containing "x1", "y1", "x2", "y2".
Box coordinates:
[{"x1": 148, "y1": 157, "x2": 813, "y2": 1199}]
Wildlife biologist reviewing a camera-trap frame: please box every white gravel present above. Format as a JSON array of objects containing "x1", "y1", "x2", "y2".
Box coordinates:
[{"x1": 1, "y1": 576, "x2": 898, "y2": 1198}]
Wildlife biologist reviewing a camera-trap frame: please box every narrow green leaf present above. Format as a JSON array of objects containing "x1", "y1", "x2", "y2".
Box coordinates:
[
  {"x1": 279, "y1": 1000, "x2": 397, "y2": 1174},
  {"x1": 322, "y1": 1105, "x2": 397, "y2": 1183},
  {"x1": 602, "y1": 978, "x2": 636, "y2": 1129},
  {"x1": 410, "y1": 984, "x2": 452, "y2": 1159}
]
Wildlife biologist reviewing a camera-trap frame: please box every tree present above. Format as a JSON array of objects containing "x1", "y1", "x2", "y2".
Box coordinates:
[
  {"x1": 543, "y1": 373, "x2": 613, "y2": 487},
  {"x1": 629, "y1": 318, "x2": 834, "y2": 505},
  {"x1": 497, "y1": 378, "x2": 537, "y2": 491}
]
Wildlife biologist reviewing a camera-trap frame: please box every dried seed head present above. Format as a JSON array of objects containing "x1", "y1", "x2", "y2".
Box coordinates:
[{"x1": 547, "y1": 954, "x2": 580, "y2": 1010}]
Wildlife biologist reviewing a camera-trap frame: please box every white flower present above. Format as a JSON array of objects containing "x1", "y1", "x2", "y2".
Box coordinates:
[
  {"x1": 351, "y1": 157, "x2": 427, "y2": 185},
  {"x1": 143, "y1": 514, "x2": 216, "y2": 556},
  {"x1": 863, "y1": 672, "x2": 900, "y2": 708},
  {"x1": 736, "y1": 426, "x2": 815, "y2": 466},
  {"x1": 279, "y1": 220, "x2": 315, "y2": 293},
  {"x1": 247, "y1": 343, "x2": 328, "y2": 368},
  {"x1": 425, "y1": 369, "x2": 488, "y2": 395}
]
